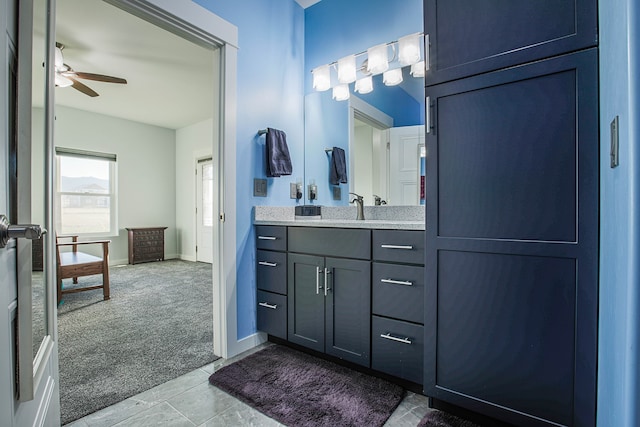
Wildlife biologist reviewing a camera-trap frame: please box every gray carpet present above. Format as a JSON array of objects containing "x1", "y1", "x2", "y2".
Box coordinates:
[{"x1": 57, "y1": 259, "x2": 217, "y2": 425}]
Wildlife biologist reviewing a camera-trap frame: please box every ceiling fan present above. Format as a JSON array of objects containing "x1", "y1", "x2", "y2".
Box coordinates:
[{"x1": 54, "y1": 42, "x2": 127, "y2": 97}]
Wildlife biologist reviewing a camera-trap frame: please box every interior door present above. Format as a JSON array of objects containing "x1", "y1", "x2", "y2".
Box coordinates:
[
  {"x1": 196, "y1": 158, "x2": 213, "y2": 263},
  {"x1": 389, "y1": 125, "x2": 424, "y2": 205},
  {"x1": 1, "y1": 0, "x2": 61, "y2": 425}
]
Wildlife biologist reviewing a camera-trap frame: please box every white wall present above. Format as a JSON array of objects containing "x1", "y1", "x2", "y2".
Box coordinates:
[
  {"x1": 175, "y1": 118, "x2": 214, "y2": 261},
  {"x1": 48, "y1": 106, "x2": 177, "y2": 264}
]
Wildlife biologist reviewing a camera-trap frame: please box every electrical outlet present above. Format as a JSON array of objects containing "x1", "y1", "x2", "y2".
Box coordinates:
[{"x1": 290, "y1": 183, "x2": 297, "y2": 199}]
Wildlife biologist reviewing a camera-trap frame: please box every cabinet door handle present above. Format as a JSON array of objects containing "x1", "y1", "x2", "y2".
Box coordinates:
[
  {"x1": 380, "y1": 244, "x2": 413, "y2": 250},
  {"x1": 425, "y1": 34, "x2": 430, "y2": 71},
  {"x1": 324, "y1": 267, "x2": 332, "y2": 296},
  {"x1": 258, "y1": 236, "x2": 276, "y2": 240},
  {"x1": 380, "y1": 278, "x2": 413, "y2": 286},
  {"x1": 258, "y1": 261, "x2": 278, "y2": 267},
  {"x1": 426, "y1": 96, "x2": 432, "y2": 134},
  {"x1": 258, "y1": 302, "x2": 277, "y2": 310},
  {"x1": 380, "y1": 333, "x2": 412, "y2": 345},
  {"x1": 316, "y1": 266, "x2": 322, "y2": 295}
]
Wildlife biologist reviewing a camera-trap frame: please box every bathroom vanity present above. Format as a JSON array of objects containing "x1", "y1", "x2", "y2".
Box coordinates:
[{"x1": 254, "y1": 206, "x2": 425, "y2": 386}]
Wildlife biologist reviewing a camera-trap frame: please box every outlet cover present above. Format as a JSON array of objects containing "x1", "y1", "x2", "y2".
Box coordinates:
[
  {"x1": 332, "y1": 186, "x2": 341, "y2": 200},
  {"x1": 254, "y1": 178, "x2": 267, "y2": 197}
]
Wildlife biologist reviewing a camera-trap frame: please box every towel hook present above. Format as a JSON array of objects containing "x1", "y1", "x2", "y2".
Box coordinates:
[{"x1": 258, "y1": 129, "x2": 268, "y2": 136}]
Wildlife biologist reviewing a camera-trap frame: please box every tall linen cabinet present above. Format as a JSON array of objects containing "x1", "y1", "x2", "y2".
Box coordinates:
[{"x1": 423, "y1": 2, "x2": 599, "y2": 426}]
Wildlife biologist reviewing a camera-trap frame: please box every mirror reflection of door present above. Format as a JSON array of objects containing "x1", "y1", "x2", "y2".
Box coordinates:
[
  {"x1": 389, "y1": 125, "x2": 425, "y2": 205},
  {"x1": 196, "y1": 158, "x2": 213, "y2": 263}
]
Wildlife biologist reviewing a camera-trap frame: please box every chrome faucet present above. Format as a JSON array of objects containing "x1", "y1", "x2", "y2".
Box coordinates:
[
  {"x1": 373, "y1": 194, "x2": 387, "y2": 206},
  {"x1": 349, "y1": 193, "x2": 365, "y2": 220}
]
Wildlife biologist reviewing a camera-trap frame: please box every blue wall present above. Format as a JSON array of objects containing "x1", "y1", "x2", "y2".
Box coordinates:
[
  {"x1": 192, "y1": 0, "x2": 305, "y2": 339},
  {"x1": 598, "y1": 0, "x2": 640, "y2": 425}
]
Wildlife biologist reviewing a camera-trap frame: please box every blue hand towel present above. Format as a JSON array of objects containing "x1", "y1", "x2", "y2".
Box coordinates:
[
  {"x1": 266, "y1": 128, "x2": 293, "y2": 177},
  {"x1": 329, "y1": 147, "x2": 347, "y2": 185}
]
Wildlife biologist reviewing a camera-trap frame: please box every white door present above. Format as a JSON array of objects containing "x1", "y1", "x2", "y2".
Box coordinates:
[
  {"x1": 389, "y1": 125, "x2": 425, "y2": 205},
  {"x1": 1, "y1": 0, "x2": 61, "y2": 425},
  {"x1": 196, "y1": 159, "x2": 213, "y2": 263}
]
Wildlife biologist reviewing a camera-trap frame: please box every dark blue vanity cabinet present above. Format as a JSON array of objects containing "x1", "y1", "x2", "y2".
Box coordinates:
[
  {"x1": 287, "y1": 227, "x2": 371, "y2": 367},
  {"x1": 424, "y1": 0, "x2": 598, "y2": 85},
  {"x1": 424, "y1": 2, "x2": 599, "y2": 426},
  {"x1": 256, "y1": 225, "x2": 288, "y2": 340}
]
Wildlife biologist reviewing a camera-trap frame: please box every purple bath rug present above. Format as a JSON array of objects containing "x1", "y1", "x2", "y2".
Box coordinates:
[
  {"x1": 418, "y1": 410, "x2": 482, "y2": 427},
  {"x1": 208, "y1": 344, "x2": 405, "y2": 427}
]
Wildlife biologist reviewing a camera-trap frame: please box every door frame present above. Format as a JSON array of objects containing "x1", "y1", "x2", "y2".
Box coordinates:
[
  {"x1": 102, "y1": 0, "x2": 239, "y2": 358},
  {"x1": 196, "y1": 156, "x2": 213, "y2": 263}
]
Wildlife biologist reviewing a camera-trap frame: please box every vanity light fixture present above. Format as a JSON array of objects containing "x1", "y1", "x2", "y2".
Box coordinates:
[
  {"x1": 367, "y1": 43, "x2": 390, "y2": 75},
  {"x1": 355, "y1": 76, "x2": 373, "y2": 94},
  {"x1": 398, "y1": 32, "x2": 422, "y2": 66},
  {"x1": 410, "y1": 61, "x2": 426, "y2": 78},
  {"x1": 312, "y1": 64, "x2": 331, "y2": 92},
  {"x1": 383, "y1": 68, "x2": 403, "y2": 86},
  {"x1": 332, "y1": 84, "x2": 350, "y2": 101},
  {"x1": 337, "y1": 54, "x2": 357, "y2": 84},
  {"x1": 311, "y1": 32, "x2": 424, "y2": 100}
]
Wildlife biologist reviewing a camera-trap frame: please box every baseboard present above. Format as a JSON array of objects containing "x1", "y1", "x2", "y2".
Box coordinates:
[
  {"x1": 227, "y1": 332, "x2": 267, "y2": 358},
  {"x1": 176, "y1": 254, "x2": 196, "y2": 262}
]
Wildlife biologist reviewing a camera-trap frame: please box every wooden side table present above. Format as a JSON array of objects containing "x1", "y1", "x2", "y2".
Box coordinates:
[{"x1": 126, "y1": 227, "x2": 167, "y2": 264}]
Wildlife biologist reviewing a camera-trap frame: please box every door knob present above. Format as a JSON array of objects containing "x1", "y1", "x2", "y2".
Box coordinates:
[{"x1": 0, "y1": 215, "x2": 45, "y2": 248}]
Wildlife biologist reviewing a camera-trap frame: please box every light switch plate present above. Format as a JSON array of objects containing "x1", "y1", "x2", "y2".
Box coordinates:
[
  {"x1": 611, "y1": 116, "x2": 619, "y2": 168},
  {"x1": 254, "y1": 178, "x2": 267, "y2": 197},
  {"x1": 332, "y1": 186, "x2": 341, "y2": 200},
  {"x1": 290, "y1": 183, "x2": 297, "y2": 199}
]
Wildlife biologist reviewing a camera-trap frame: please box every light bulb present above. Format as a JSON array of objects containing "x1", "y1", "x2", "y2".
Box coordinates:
[
  {"x1": 312, "y1": 64, "x2": 331, "y2": 92},
  {"x1": 410, "y1": 61, "x2": 425, "y2": 78},
  {"x1": 398, "y1": 33, "x2": 421, "y2": 66},
  {"x1": 355, "y1": 76, "x2": 373, "y2": 94},
  {"x1": 337, "y1": 55, "x2": 356, "y2": 84},
  {"x1": 332, "y1": 84, "x2": 350, "y2": 101},
  {"x1": 383, "y1": 68, "x2": 403, "y2": 86},
  {"x1": 367, "y1": 43, "x2": 389, "y2": 75},
  {"x1": 55, "y1": 73, "x2": 73, "y2": 88}
]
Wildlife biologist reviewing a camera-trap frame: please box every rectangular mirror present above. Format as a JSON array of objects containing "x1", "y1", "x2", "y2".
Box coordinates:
[{"x1": 303, "y1": 0, "x2": 425, "y2": 206}]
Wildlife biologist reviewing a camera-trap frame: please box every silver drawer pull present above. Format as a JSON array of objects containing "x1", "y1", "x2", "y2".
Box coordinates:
[
  {"x1": 258, "y1": 302, "x2": 278, "y2": 310},
  {"x1": 381, "y1": 278, "x2": 413, "y2": 286},
  {"x1": 380, "y1": 333, "x2": 412, "y2": 345},
  {"x1": 258, "y1": 236, "x2": 277, "y2": 240},
  {"x1": 258, "y1": 261, "x2": 278, "y2": 267},
  {"x1": 380, "y1": 244, "x2": 413, "y2": 250}
]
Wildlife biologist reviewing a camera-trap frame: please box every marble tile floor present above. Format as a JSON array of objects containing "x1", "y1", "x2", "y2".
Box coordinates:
[{"x1": 65, "y1": 343, "x2": 432, "y2": 427}]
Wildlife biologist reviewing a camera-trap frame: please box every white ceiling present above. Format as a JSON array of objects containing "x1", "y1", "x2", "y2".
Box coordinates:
[
  {"x1": 53, "y1": 0, "x2": 217, "y2": 130},
  {"x1": 295, "y1": 0, "x2": 322, "y2": 8}
]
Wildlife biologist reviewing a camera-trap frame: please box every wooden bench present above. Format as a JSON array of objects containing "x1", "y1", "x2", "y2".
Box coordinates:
[{"x1": 56, "y1": 235, "x2": 111, "y2": 304}]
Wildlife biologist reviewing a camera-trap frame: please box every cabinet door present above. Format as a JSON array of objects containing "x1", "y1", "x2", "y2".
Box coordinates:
[
  {"x1": 424, "y1": 0, "x2": 597, "y2": 85},
  {"x1": 425, "y1": 49, "x2": 598, "y2": 427},
  {"x1": 287, "y1": 253, "x2": 325, "y2": 352},
  {"x1": 325, "y1": 257, "x2": 371, "y2": 367}
]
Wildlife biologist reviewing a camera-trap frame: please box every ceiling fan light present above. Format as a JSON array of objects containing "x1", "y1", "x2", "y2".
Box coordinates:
[
  {"x1": 355, "y1": 76, "x2": 373, "y2": 94},
  {"x1": 312, "y1": 64, "x2": 331, "y2": 92},
  {"x1": 367, "y1": 43, "x2": 389, "y2": 75},
  {"x1": 383, "y1": 68, "x2": 403, "y2": 86},
  {"x1": 337, "y1": 55, "x2": 357, "y2": 84},
  {"x1": 55, "y1": 73, "x2": 73, "y2": 88},
  {"x1": 55, "y1": 47, "x2": 65, "y2": 71},
  {"x1": 398, "y1": 33, "x2": 421, "y2": 66}
]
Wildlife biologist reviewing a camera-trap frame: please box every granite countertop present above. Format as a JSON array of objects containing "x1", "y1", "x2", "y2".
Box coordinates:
[{"x1": 254, "y1": 206, "x2": 425, "y2": 231}]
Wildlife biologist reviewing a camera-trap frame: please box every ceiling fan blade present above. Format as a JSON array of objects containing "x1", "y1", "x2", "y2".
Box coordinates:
[
  {"x1": 70, "y1": 78, "x2": 99, "y2": 97},
  {"x1": 74, "y1": 72, "x2": 127, "y2": 84}
]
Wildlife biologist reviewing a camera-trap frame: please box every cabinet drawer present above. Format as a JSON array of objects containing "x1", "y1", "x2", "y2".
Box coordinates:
[
  {"x1": 372, "y1": 263, "x2": 424, "y2": 324},
  {"x1": 288, "y1": 227, "x2": 371, "y2": 259},
  {"x1": 257, "y1": 250, "x2": 287, "y2": 294},
  {"x1": 256, "y1": 226, "x2": 287, "y2": 251},
  {"x1": 257, "y1": 290, "x2": 287, "y2": 340},
  {"x1": 373, "y1": 230, "x2": 424, "y2": 265},
  {"x1": 372, "y1": 316, "x2": 423, "y2": 384}
]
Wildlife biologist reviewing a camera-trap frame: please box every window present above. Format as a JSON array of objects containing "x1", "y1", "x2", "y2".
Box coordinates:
[{"x1": 55, "y1": 148, "x2": 117, "y2": 236}]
